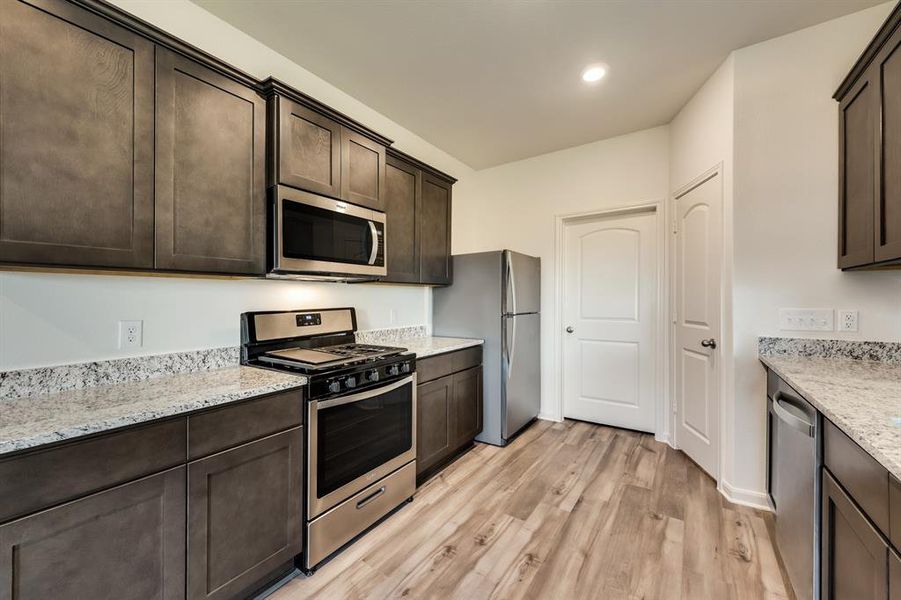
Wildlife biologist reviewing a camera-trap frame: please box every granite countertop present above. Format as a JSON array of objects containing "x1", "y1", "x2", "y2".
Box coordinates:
[
  {"x1": 0, "y1": 366, "x2": 306, "y2": 456},
  {"x1": 398, "y1": 336, "x2": 484, "y2": 358},
  {"x1": 759, "y1": 354, "x2": 901, "y2": 480}
]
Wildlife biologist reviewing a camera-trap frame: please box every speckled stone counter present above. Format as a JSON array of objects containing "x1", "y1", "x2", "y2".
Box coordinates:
[
  {"x1": 398, "y1": 336, "x2": 484, "y2": 358},
  {"x1": 0, "y1": 366, "x2": 306, "y2": 456},
  {"x1": 355, "y1": 327, "x2": 483, "y2": 358},
  {"x1": 759, "y1": 354, "x2": 901, "y2": 480}
]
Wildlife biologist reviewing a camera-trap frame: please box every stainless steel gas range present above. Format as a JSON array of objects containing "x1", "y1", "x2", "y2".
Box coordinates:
[{"x1": 240, "y1": 307, "x2": 417, "y2": 573}]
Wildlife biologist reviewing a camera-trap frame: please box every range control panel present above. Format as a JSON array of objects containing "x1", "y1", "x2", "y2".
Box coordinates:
[{"x1": 308, "y1": 356, "x2": 415, "y2": 400}]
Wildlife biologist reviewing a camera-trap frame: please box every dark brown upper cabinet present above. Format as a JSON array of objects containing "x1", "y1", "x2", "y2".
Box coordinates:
[
  {"x1": 155, "y1": 48, "x2": 266, "y2": 275},
  {"x1": 835, "y1": 4, "x2": 901, "y2": 269},
  {"x1": 342, "y1": 128, "x2": 387, "y2": 211},
  {"x1": 382, "y1": 149, "x2": 455, "y2": 285},
  {"x1": 271, "y1": 95, "x2": 342, "y2": 198},
  {"x1": 263, "y1": 78, "x2": 391, "y2": 211},
  {"x1": 420, "y1": 172, "x2": 453, "y2": 285},
  {"x1": 385, "y1": 155, "x2": 422, "y2": 283},
  {"x1": 0, "y1": 0, "x2": 154, "y2": 269}
]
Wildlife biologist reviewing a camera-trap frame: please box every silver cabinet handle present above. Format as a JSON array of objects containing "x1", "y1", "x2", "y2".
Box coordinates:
[
  {"x1": 701, "y1": 338, "x2": 717, "y2": 349},
  {"x1": 772, "y1": 391, "x2": 815, "y2": 437},
  {"x1": 566, "y1": 326, "x2": 574, "y2": 333}
]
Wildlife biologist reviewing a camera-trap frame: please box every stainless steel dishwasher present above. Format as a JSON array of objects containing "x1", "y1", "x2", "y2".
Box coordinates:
[{"x1": 767, "y1": 374, "x2": 821, "y2": 600}]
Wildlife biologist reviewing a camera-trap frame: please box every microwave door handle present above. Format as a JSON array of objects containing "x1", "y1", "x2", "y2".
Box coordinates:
[{"x1": 368, "y1": 221, "x2": 379, "y2": 265}]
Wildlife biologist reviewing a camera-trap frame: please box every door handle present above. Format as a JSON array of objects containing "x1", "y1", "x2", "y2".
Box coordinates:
[
  {"x1": 700, "y1": 338, "x2": 717, "y2": 349},
  {"x1": 566, "y1": 326, "x2": 574, "y2": 333}
]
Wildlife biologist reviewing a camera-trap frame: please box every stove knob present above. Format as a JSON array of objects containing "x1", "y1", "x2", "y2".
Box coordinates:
[
  {"x1": 328, "y1": 380, "x2": 341, "y2": 394},
  {"x1": 401, "y1": 362, "x2": 411, "y2": 374},
  {"x1": 345, "y1": 376, "x2": 357, "y2": 389},
  {"x1": 366, "y1": 370, "x2": 380, "y2": 383},
  {"x1": 387, "y1": 365, "x2": 400, "y2": 376}
]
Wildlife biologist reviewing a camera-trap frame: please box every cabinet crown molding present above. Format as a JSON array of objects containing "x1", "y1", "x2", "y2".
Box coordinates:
[{"x1": 834, "y1": 2, "x2": 901, "y2": 101}]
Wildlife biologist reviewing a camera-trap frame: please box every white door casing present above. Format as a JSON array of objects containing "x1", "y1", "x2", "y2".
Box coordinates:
[
  {"x1": 562, "y1": 209, "x2": 658, "y2": 433},
  {"x1": 673, "y1": 169, "x2": 723, "y2": 478}
]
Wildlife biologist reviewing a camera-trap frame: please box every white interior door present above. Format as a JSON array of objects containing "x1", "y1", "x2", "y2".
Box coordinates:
[
  {"x1": 674, "y1": 170, "x2": 722, "y2": 478},
  {"x1": 562, "y1": 209, "x2": 658, "y2": 433}
]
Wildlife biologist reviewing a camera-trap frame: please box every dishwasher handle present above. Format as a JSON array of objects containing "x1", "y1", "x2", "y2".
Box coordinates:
[{"x1": 772, "y1": 391, "x2": 815, "y2": 438}]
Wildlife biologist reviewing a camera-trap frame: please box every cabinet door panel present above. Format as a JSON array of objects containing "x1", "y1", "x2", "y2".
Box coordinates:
[
  {"x1": 155, "y1": 49, "x2": 266, "y2": 274},
  {"x1": 452, "y1": 366, "x2": 483, "y2": 450},
  {"x1": 0, "y1": 468, "x2": 186, "y2": 600},
  {"x1": 416, "y1": 375, "x2": 454, "y2": 475},
  {"x1": 891, "y1": 550, "x2": 900, "y2": 600},
  {"x1": 342, "y1": 129, "x2": 386, "y2": 210},
  {"x1": 0, "y1": 0, "x2": 153, "y2": 268},
  {"x1": 420, "y1": 173, "x2": 452, "y2": 285},
  {"x1": 876, "y1": 29, "x2": 901, "y2": 262},
  {"x1": 277, "y1": 97, "x2": 342, "y2": 198},
  {"x1": 838, "y1": 73, "x2": 877, "y2": 269},
  {"x1": 384, "y1": 156, "x2": 420, "y2": 282},
  {"x1": 822, "y1": 469, "x2": 888, "y2": 600},
  {"x1": 188, "y1": 428, "x2": 302, "y2": 600}
]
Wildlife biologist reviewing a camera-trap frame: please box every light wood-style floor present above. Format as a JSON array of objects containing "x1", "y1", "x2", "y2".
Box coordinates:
[{"x1": 272, "y1": 419, "x2": 792, "y2": 600}]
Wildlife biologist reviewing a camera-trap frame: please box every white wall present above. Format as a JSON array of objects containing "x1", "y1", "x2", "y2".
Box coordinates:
[
  {"x1": 0, "y1": 0, "x2": 474, "y2": 371},
  {"x1": 453, "y1": 126, "x2": 671, "y2": 419},
  {"x1": 730, "y1": 2, "x2": 901, "y2": 495},
  {"x1": 668, "y1": 55, "x2": 737, "y2": 494}
]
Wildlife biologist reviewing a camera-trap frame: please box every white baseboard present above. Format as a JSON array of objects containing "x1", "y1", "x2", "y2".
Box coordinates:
[
  {"x1": 537, "y1": 412, "x2": 563, "y2": 423},
  {"x1": 654, "y1": 431, "x2": 672, "y2": 446},
  {"x1": 719, "y1": 479, "x2": 771, "y2": 511}
]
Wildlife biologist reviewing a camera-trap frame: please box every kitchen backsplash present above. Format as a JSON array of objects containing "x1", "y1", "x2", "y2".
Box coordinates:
[
  {"x1": 758, "y1": 337, "x2": 901, "y2": 364},
  {"x1": 355, "y1": 325, "x2": 429, "y2": 344}
]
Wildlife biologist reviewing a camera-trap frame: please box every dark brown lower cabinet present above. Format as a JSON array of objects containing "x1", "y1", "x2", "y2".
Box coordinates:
[
  {"x1": 188, "y1": 428, "x2": 303, "y2": 600},
  {"x1": 416, "y1": 364, "x2": 482, "y2": 478},
  {"x1": 891, "y1": 550, "x2": 901, "y2": 600},
  {"x1": 822, "y1": 469, "x2": 889, "y2": 600},
  {"x1": 0, "y1": 467, "x2": 186, "y2": 600},
  {"x1": 417, "y1": 374, "x2": 454, "y2": 475},
  {"x1": 452, "y1": 367, "x2": 483, "y2": 450}
]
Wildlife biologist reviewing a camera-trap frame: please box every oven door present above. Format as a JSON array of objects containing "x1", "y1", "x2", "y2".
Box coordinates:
[
  {"x1": 273, "y1": 185, "x2": 386, "y2": 278},
  {"x1": 307, "y1": 374, "x2": 416, "y2": 519}
]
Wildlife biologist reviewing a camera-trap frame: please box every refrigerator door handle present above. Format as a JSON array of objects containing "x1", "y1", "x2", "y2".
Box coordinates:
[
  {"x1": 504, "y1": 315, "x2": 516, "y2": 378},
  {"x1": 505, "y1": 251, "x2": 516, "y2": 316}
]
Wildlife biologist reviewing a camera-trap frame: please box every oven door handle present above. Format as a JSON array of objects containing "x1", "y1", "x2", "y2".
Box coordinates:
[
  {"x1": 368, "y1": 221, "x2": 379, "y2": 265},
  {"x1": 316, "y1": 374, "x2": 416, "y2": 409}
]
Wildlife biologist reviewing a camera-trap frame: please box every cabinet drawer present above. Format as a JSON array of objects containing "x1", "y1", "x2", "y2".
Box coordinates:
[
  {"x1": 824, "y1": 418, "x2": 890, "y2": 535},
  {"x1": 0, "y1": 419, "x2": 186, "y2": 523},
  {"x1": 188, "y1": 389, "x2": 303, "y2": 460},
  {"x1": 307, "y1": 460, "x2": 415, "y2": 568},
  {"x1": 417, "y1": 346, "x2": 482, "y2": 384}
]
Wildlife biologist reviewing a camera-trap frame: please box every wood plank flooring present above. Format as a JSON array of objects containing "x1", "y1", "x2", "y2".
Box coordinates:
[{"x1": 272, "y1": 419, "x2": 792, "y2": 600}]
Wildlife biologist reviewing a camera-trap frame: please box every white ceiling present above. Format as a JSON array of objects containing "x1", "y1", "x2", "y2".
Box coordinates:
[{"x1": 193, "y1": 0, "x2": 885, "y2": 169}]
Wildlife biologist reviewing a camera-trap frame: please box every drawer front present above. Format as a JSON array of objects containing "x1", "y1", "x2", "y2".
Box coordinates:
[
  {"x1": 188, "y1": 389, "x2": 303, "y2": 460},
  {"x1": 417, "y1": 346, "x2": 482, "y2": 384},
  {"x1": 824, "y1": 418, "x2": 890, "y2": 535},
  {"x1": 306, "y1": 460, "x2": 415, "y2": 568},
  {"x1": 0, "y1": 419, "x2": 186, "y2": 523}
]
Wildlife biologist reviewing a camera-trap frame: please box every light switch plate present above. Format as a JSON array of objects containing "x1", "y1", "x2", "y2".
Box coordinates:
[
  {"x1": 778, "y1": 308, "x2": 834, "y2": 332},
  {"x1": 118, "y1": 320, "x2": 143, "y2": 349},
  {"x1": 837, "y1": 310, "x2": 858, "y2": 332}
]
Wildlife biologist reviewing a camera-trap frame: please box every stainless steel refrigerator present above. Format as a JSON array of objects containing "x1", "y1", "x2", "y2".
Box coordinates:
[{"x1": 433, "y1": 250, "x2": 540, "y2": 446}]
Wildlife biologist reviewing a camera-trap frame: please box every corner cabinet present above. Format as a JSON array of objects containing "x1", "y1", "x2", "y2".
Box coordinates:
[
  {"x1": 383, "y1": 149, "x2": 456, "y2": 285},
  {"x1": 835, "y1": 4, "x2": 901, "y2": 269},
  {"x1": 155, "y1": 48, "x2": 267, "y2": 275},
  {"x1": 0, "y1": 0, "x2": 155, "y2": 269}
]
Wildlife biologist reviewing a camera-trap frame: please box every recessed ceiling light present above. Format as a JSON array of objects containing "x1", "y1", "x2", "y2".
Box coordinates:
[{"x1": 581, "y1": 64, "x2": 607, "y2": 84}]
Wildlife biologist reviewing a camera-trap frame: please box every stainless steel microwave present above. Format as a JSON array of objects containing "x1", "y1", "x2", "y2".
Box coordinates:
[{"x1": 270, "y1": 185, "x2": 386, "y2": 281}]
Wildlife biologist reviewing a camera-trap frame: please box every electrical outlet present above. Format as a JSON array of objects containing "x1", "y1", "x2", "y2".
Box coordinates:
[
  {"x1": 778, "y1": 308, "x2": 834, "y2": 332},
  {"x1": 838, "y1": 310, "x2": 859, "y2": 332},
  {"x1": 118, "y1": 320, "x2": 143, "y2": 349}
]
